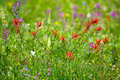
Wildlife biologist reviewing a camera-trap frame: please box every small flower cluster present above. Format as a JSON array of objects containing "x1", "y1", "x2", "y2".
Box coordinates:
[
  {"x1": 51, "y1": 29, "x2": 57, "y2": 36},
  {"x1": 66, "y1": 51, "x2": 75, "y2": 61},
  {"x1": 89, "y1": 37, "x2": 109, "y2": 52},
  {"x1": 0, "y1": 7, "x2": 8, "y2": 26},
  {"x1": 2, "y1": 29, "x2": 9, "y2": 41},
  {"x1": 31, "y1": 21, "x2": 42, "y2": 36},
  {"x1": 73, "y1": 5, "x2": 78, "y2": 19},
  {"x1": 13, "y1": 18, "x2": 23, "y2": 34},
  {"x1": 34, "y1": 68, "x2": 51, "y2": 79},
  {"x1": 85, "y1": 18, "x2": 99, "y2": 33},
  {"x1": 13, "y1": 1, "x2": 21, "y2": 18},
  {"x1": 34, "y1": 72, "x2": 40, "y2": 79},
  {"x1": 48, "y1": 68, "x2": 51, "y2": 76}
]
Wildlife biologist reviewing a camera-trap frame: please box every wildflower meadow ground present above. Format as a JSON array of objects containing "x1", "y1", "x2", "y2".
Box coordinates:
[{"x1": 0, "y1": 0, "x2": 120, "y2": 80}]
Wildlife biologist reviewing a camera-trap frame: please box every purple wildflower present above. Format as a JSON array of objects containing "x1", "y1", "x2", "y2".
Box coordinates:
[
  {"x1": 96, "y1": 3, "x2": 101, "y2": 9},
  {"x1": 73, "y1": 5, "x2": 78, "y2": 11},
  {"x1": 112, "y1": 50, "x2": 114, "y2": 53},
  {"x1": 95, "y1": 12, "x2": 102, "y2": 18},
  {"x1": 5, "y1": 35, "x2": 8, "y2": 38},
  {"x1": 2, "y1": 29, "x2": 9, "y2": 41},
  {"x1": 3, "y1": 32, "x2": 5, "y2": 35},
  {"x1": 2, "y1": 37, "x2": 5, "y2": 41},
  {"x1": 25, "y1": 66, "x2": 28, "y2": 70},
  {"x1": 38, "y1": 73, "x2": 40, "y2": 76},
  {"x1": 59, "y1": 12, "x2": 64, "y2": 21},
  {"x1": 48, "y1": 68, "x2": 50, "y2": 71},
  {"x1": 111, "y1": 11, "x2": 117, "y2": 18},
  {"x1": 5, "y1": 29, "x2": 9, "y2": 34},
  {"x1": 80, "y1": 14, "x2": 84, "y2": 18},
  {"x1": 48, "y1": 72, "x2": 50, "y2": 76},
  {"x1": 83, "y1": 2, "x2": 86, "y2": 5},
  {"x1": 88, "y1": 49, "x2": 90, "y2": 52},
  {"x1": 73, "y1": 12, "x2": 78, "y2": 19},
  {"x1": 64, "y1": 20, "x2": 69, "y2": 28},
  {"x1": 59, "y1": 12, "x2": 64, "y2": 18},
  {"x1": 16, "y1": 58, "x2": 18, "y2": 60},
  {"x1": 34, "y1": 76, "x2": 37, "y2": 79},
  {"x1": 56, "y1": 6, "x2": 60, "y2": 10},
  {"x1": 46, "y1": 9, "x2": 51, "y2": 14},
  {"x1": 89, "y1": 43, "x2": 94, "y2": 48},
  {"x1": 13, "y1": 1, "x2": 21, "y2": 18}
]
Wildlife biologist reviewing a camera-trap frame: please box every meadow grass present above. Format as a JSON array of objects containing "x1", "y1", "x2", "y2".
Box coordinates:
[{"x1": 0, "y1": 0, "x2": 120, "y2": 80}]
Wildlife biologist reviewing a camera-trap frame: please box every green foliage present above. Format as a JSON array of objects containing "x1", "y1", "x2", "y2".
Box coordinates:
[{"x1": 0, "y1": 0, "x2": 120, "y2": 80}]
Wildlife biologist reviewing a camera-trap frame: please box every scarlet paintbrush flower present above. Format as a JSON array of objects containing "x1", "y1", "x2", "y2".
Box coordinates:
[
  {"x1": 84, "y1": 40, "x2": 87, "y2": 42},
  {"x1": 66, "y1": 51, "x2": 75, "y2": 61},
  {"x1": 37, "y1": 21, "x2": 42, "y2": 28},
  {"x1": 90, "y1": 18, "x2": 99, "y2": 25},
  {"x1": 37, "y1": 22, "x2": 42, "y2": 30},
  {"x1": 66, "y1": 51, "x2": 72, "y2": 58},
  {"x1": 13, "y1": 18, "x2": 22, "y2": 27},
  {"x1": 61, "y1": 36, "x2": 66, "y2": 41},
  {"x1": 14, "y1": 18, "x2": 19, "y2": 25},
  {"x1": 93, "y1": 44, "x2": 98, "y2": 50},
  {"x1": 86, "y1": 21, "x2": 91, "y2": 30},
  {"x1": 70, "y1": 56, "x2": 75, "y2": 61},
  {"x1": 96, "y1": 39, "x2": 101, "y2": 45},
  {"x1": 84, "y1": 28, "x2": 88, "y2": 33},
  {"x1": 96, "y1": 26, "x2": 102, "y2": 31},
  {"x1": 14, "y1": 28, "x2": 20, "y2": 34},
  {"x1": 72, "y1": 33, "x2": 79, "y2": 39},
  {"x1": 51, "y1": 29, "x2": 57, "y2": 36},
  {"x1": 13, "y1": 18, "x2": 23, "y2": 34},
  {"x1": 84, "y1": 18, "x2": 99, "y2": 33},
  {"x1": 103, "y1": 37, "x2": 109, "y2": 44},
  {"x1": 32, "y1": 31, "x2": 37, "y2": 36},
  {"x1": 107, "y1": 17, "x2": 110, "y2": 22}
]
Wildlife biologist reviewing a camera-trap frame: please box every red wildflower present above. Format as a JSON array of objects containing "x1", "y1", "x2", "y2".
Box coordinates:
[
  {"x1": 37, "y1": 22, "x2": 42, "y2": 28},
  {"x1": 84, "y1": 18, "x2": 99, "y2": 33},
  {"x1": 96, "y1": 26, "x2": 102, "y2": 31},
  {"x1": 90, "y1": 18, "x2": 99, "y2": 25},
  {"x1": 84, "y1": 40, "x2": 87, "y2": 42},
  {"x1": 93, "y1": 44, "x2": 98, "y2": 50},
  {"x1": 96, "y1": 39, "x2": 101, "y2": 45},
  {"x1": 107, "y1": 17, "x2": 110, "y2": 22},
  {"x1": 72, "y1": 33, "x2": 79, "y2": 39},
  {"x1": 14, "y1": 28, "x2": 20, "y2": 34},
  {"x1": 13, "y1": 18, "x2": 23, "y2": 34},
  {"x1": 14, "y1": 18, "x2": 19, "y2": 25},
  {"x1": 103, "y1": 37, "x2": 109, "y2": 44},
  {"x1": 84, "y1": 28, "x2": 88, "y2": 33},
  {"x1": 32, "y1": 31, "x2": 37, "y2": 36},
  {"x1": 66, "y1": 51, "x2": 75, "y2": 61},
  {"x1": 13, "y1": 18, "x2": 22, "y2": 27},
  {"x1": 70, "y1": 56, "x2": 75, "y2": 61},
  {"x1": 61, "y1": 36, "x2": 66, "y2": 41},
  {"x1": 66, "y1": 51, "x2": 72, "y2": 58},
  {"x1": 86, "y1": 21, "x2": 91, "y2": 30},
  {"x1": 51, "y1": 29, "x2": 57, "y2": 36}
]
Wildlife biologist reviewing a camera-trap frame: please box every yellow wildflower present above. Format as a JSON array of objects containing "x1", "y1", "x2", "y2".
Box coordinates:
[
  {"x1": 83, "y1": 74, "x2": 86, "y2": 76},
  {"x1": 109, "y1": 63, "x2": 112, "y2": 66},
  {"x1": 55, "y1": 21, "x2": 59, "y2": 25},
  {"x1": 65, "y1": 13, "x2": 70, "y2": 17},
  {"x1": 8, "y1": 2, "x2": 12, "y2": 7},
  {"x1": 66, "y1": 25, "x2": 69, "y2": 28},
  {"x1": 10, "y1": 49, "x2": 13, "y2": 52}
]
